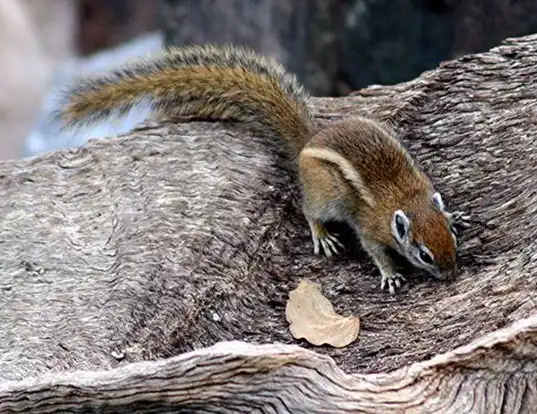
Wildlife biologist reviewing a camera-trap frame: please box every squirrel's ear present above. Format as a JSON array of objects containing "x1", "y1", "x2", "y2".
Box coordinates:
[
  {"x1": 432, "y1": 192, "x2": 445, "y2": 211},
  {"x1": 391, "y1": 210, "x2": 411, "y2": 243}
]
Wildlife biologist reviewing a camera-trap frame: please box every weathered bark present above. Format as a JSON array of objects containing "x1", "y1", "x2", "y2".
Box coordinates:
[
  {"x1": 1, "y1": 316, "x2": 536, "y2": 412},
  {"x1": 1, "y1": 33, "x2": 537, "y2": 412}
]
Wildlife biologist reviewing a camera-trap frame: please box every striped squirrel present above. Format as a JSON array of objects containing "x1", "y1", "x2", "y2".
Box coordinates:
[{"x1": 58, "y1": 44, "x2": 469, "y2": 294}]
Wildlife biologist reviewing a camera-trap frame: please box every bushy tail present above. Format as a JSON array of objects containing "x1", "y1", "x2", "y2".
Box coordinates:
[{"x1": 57, "y1": 44, "x2": 314, "y2": 151}]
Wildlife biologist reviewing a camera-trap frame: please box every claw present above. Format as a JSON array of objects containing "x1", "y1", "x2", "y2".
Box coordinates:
[
  {"x1": 380, "y1": 273, "x2": 407, "y2": 294},
  {"x1": 445, "y1": 210, "x2": 471, "y2": 232},
  {"x1": 320, "y1": 237, "x2": 336, "y2": 258},
  {"x1": 308, "y1": 220, "x2": 345, "y2": 258},
  {"x1": 317, "y1": 230, "x2": 343, "y2": 257},
  {"x1": 326, "y1": 232, "x2": 344, "y2": 247},
  {"x1": 312, "y1": 235, "x2": 321, "y2": 255},
  {"x1": 451, "y1": 211, "x2": 471, "y2": 228}
]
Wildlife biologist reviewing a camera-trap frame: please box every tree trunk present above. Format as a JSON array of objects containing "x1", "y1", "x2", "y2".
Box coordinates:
[
  {"x1": 1, "y1": 34, "x2": 537, "y2": 412},
  {"x1": 340, "y1": 0, "x2": 537, "y2": 91}
]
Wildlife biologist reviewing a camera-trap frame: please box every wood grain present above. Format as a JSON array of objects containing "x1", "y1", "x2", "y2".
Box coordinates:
[{"x1": 1, "y1": 316, "x2": 536, "y2": 412}]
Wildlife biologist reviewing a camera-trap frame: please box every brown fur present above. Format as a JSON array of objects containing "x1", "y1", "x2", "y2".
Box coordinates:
[{"x1": 301, "y1": 118, "x2": 457, "y2": 277}]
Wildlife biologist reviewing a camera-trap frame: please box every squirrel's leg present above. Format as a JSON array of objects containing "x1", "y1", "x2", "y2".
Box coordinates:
[
  {"x1": 360, "y1": 236, "x2": 406, "y2": 294},
  {"x1": 298, "y1": 148, "x2": 346, "y2": 258}
]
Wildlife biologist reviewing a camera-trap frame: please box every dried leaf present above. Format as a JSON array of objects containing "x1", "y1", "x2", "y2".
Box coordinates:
[{"x1": 286, "y1": 279, "x2": 360, "y2": 348}]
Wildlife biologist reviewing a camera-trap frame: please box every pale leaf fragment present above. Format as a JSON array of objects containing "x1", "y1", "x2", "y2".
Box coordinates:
[{"x1": 286, "y1": 279, "x2": 360, "y2": 348}]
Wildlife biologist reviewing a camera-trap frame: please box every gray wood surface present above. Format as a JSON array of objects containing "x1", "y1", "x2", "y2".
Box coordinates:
[{"x1": 0, "y1": 33, "x2": 537, "y2": 412}]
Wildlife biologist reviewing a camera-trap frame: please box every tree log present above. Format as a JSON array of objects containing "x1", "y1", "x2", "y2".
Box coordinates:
[
  {"x1": 1, "y1": 315, "x2": 536, "y2": 412},
  {"x1": 1, "y1": 34, "x2": 537, "y2": 412}
]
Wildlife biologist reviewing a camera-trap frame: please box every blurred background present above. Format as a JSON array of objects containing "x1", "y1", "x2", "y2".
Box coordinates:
[{"x1": 2, "y1": 0, "x2": 537, "y2": 160}]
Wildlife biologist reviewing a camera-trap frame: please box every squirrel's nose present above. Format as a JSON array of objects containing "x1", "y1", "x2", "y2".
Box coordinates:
[{"x1": 443, "y1": 265, "x2": 458, "y2": 280}]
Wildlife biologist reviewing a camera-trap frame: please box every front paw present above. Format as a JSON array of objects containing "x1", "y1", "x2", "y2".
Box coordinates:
[
  {"x1": 450, "y1": 211, "x2": 471, "y2": 228},
  {"x1": 447, "y1": 210, "x2": 471, "y2": 234},
  {"x1": 314, "y1": 231, "x2": 344, "y2": 258},
  {"x1": 308, "y1": 220, "x2": 345, "y2": 258},
  {"x1": 380, "y1": 273, "x2": 407, "y2": 295}
]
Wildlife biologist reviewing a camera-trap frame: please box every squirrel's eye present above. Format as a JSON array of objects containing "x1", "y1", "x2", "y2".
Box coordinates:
[{"x1": 419, "y1": 248, "x2": 434, "y2": 265}]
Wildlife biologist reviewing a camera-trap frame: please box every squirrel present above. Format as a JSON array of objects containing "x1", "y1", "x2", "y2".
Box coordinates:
[{"x1": 57, "y1": 44, "x2": 469, "y2": 294}]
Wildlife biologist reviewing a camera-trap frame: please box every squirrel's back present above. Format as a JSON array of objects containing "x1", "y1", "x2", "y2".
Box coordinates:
[
  {"x1": 309, "y1": 117, "x2": 431, "y2": 199},
  {"x1": 58, "y1": 44, "x2": 314, "y2": 152}
]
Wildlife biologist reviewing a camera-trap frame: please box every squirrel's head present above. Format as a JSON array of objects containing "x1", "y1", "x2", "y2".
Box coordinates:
[{"x1": 390, "y1": 192, "x2": 459, "y2": 280}]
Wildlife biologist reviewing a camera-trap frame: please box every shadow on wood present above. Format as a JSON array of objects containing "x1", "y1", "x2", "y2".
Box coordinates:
[{"x1": 0, "y1": 34, "x2": 536, "y2": 412}]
